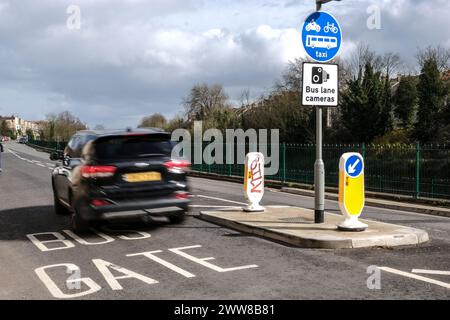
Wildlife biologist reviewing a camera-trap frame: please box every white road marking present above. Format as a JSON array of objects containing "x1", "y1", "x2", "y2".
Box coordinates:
[
  {"x1": 35, "y1": 263, "x2": 101, "y2": 299},
  {"x1": 379, "y1": 267, "x2": 450, "y2": 289},
  {"x1": 63, "y1": 229, "x2": 115, "y2": 245},
  {"x1": 412, "y1": 269, "x2": 450, "y2": 276},
  {"x1": 127, "y1": 251, "x2": 196, "y2": 278},
  {"x1": 26, "y1": 232, "x2": 75, "y2": 252},
  {"x1": 197, "y1": 195, "x2": 247, "y2": 205},
  {"x1": 188, "y1": 205, "x2": 240, "y2": 208},
  {"x1": 169, "y1": 245, "x2": 258, "y2": 273},
  {"x1": 93, "y1": 259, "x2": 158, "y2": 290}
]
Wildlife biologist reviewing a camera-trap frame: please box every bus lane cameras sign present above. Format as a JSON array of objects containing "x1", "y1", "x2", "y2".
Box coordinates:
[{"x1": 302, "y1": 62, "x2": 338, "y2": 106}]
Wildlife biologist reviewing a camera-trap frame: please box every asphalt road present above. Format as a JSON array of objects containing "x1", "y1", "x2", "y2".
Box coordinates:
[{"x1": 0, "y1": 142, "x2": 449, "y2": 299}]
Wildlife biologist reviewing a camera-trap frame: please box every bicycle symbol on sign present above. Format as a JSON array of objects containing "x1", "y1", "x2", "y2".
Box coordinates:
[{"x1": 324, "y1": 22, "x2": 338, "y2": 34}]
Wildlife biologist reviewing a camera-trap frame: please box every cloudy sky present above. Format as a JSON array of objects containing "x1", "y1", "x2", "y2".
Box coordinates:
[{"x1": 0, "y1": 0, "x2": 449, "y2": 128}]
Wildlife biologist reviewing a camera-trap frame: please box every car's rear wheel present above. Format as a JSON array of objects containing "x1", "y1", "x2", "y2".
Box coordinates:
[
  {"x1": 72, "y1": 201, "x2": 91, "y2": 233},
  {"x1": 168, "y1": 213, "x2": 185, "y2": 224}
]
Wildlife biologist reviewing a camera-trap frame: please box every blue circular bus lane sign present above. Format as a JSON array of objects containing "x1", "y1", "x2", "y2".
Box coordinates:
[{"x1": 302, "y1": 11, "x2": 342, "y2": 62}]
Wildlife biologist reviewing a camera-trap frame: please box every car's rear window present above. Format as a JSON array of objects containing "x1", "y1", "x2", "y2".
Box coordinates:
[{"x1": 94, "y1": 135, "x2": 172, "y2": 160}]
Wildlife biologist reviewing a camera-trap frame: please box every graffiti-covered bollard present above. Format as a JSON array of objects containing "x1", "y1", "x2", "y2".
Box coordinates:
[{"x1": 243, "y1": 152, "x2": 265, "y2": 212}]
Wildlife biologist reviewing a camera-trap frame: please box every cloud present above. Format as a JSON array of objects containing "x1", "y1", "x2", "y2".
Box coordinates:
[{"x1": 0, "y1": 0, "x2": 448, "y2": 128}]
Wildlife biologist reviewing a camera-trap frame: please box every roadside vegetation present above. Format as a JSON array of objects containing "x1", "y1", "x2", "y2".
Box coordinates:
[{"x1": 138, "y1": 44, "x2": 450, "y2": 145}]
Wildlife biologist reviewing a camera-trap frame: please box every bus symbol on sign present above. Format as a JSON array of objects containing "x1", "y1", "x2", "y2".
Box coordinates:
[{"x1": 306, "y1": 35, "x2": 338, "y2": 50}]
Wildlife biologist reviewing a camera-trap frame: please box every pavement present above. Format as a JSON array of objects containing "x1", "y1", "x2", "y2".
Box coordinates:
[
  {"x1": 281, "y1": 187, "x2": 450, "y2": 218},
  {"x1": 200, "y1": 206, "x2": 429, "y2": 249},
  {"x1": 1, "y1": 141, "x2": 450, "y2": 299}
]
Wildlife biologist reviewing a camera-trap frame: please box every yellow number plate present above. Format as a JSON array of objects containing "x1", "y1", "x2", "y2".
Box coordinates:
[{"x1": 123, "y1": 171, "x2": 161, "y2": 183}]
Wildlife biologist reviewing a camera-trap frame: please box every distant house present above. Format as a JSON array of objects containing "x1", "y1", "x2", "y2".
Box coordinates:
[{"x1": 0, "y1": 115, "x2": 42, "y2": 139}]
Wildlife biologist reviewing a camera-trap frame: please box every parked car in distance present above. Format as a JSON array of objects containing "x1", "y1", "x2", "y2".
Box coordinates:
[
  {"x1": 18, "y1": 136, "x2": 28, "y2": 144},
  {"x1": 51, "y1": 128, "x2": 190, "y2": 232}
]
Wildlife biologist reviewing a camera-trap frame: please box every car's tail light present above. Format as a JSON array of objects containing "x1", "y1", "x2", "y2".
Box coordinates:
[
  {"x1": 164, "y1": 159, "x2": 190, "y2": 173},
  {"x1": 81, "y1": 165, "x2": 117, "y2": 178},
  {"x1": 90, "y1": 199, "x2": 111, "y2": 207},
  {"x1": 174, "y1": 191, "x2": 190, "y2": 199}
]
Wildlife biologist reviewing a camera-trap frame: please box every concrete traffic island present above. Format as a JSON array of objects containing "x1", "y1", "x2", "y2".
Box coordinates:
[{"x1": 199, "y1": 206, "x2": 429, "y2": 249}]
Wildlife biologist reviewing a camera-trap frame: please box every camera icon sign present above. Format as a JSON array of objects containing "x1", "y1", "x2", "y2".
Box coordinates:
[{"x1": 311, "y1": 67, "x2": 330, "y2": 84}]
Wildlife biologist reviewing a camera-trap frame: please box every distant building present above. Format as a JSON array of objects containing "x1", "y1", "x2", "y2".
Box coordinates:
[{"x1": 0, "y1": 115, "x2": 42, "y2": 139}]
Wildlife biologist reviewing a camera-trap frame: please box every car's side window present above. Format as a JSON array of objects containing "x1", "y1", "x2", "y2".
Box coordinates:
[
  {"x1": 65, "y1": 136, "x2": 77, "y2": 158},
  {"x1": 67, "y1": 136, "x2": 77, "y2": 150},
  {"x1": 67, "y1": 135, "x2": 84, "y2": 158}
]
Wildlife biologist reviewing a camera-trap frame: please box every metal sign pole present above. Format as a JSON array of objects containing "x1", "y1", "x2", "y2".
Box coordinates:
[
  {"x1": 314, "y1": 106, "x2": 325, "y2": 223},
  {"x1": 302, "y1": 1, "x2": 341, "y2": 224}
]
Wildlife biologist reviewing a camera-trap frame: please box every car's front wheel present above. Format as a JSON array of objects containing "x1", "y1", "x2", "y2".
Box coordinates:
[{"x1": 53, "y1": 184, "x2": 70, "y2": 215}]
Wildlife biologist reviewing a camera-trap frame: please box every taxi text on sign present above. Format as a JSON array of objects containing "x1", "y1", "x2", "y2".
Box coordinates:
[
  {"x1": 243, "y1": 152, "x2": 265, "y2": 212},
  {"x1": 338, "y1": 152, "x2": 368, "y2": 231}
]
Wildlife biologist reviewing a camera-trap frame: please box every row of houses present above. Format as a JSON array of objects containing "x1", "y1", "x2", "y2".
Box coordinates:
[{"x1": 0, "y1": 115, "x2": 42, "y2": 139}]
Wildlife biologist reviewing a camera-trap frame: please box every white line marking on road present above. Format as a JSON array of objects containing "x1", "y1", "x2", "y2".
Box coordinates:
[
  {"x1": 127, "y1": 251, "x2": 196, "y2": 278},
  {"x1": 169, "y1": 245, "x2": 258, "y2": 273},
  {"x1": 188, "y1": 205, "x2": 240, "y2": 208},
  {"x1": 26, "y1": 232, "x2": 75, "y2": 252},
  {"x1": 63, "y1": 229, "x2": 115, "y2": 245},
  {"x1": 35, "y1": 263, "x2": 102, "y2": 299},
  {"x1": 412, "y1": 269, "x2": 450, "y2": 276},
  {"x1": 196, "y1": 195, "x2": 247, "y2": 205},
  {"x1": 379, "y1": 267, "x2": 450, "y2": 289}
]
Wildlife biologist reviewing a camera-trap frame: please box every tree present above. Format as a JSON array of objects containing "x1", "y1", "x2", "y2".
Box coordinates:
[
  {"x1": 347, "y1": 43, "x2": 383, "y2": 78},
  {"x1": 241, "y1": 90, "x2": 314, "y2": 143},
  {"x1": 183, "y1": 84, "x2": 229, "y2": 121},
  {"x1": 381, "y1": 52, "x2": 402, "y2": 79},
  {"x1": 138, "y1": 113, "x2": 167, "y2": 129},
  {"x1": 41, "y1": 111, "x2": 87, "y2": 141},
  {"x1": 0, "y1": 120, "x2": 8, "y2": 136},
  {"x1": 165, "y1": 115, "x2": 189, "y2": 133},
  {"x1": 379, "y1": 75, "x2": 394, "y2": 134},
  {"x1": 26, "y1": 128, "x2": 35, "y2": 141},
  {"x1": 437, "y1": 98, "x2": 450, "y2": 143},
  {"x1": 340, "y1": 62, "x2": 390, "y2": 142},
  {"x1": 416, "y1": 45, "x2": 450, "y2": 72},
  {"x1": 414, "y1": 57, "x2": 448, "y2": 143},
  {"x1": 393, "y1": 76, "x2": 418, "y2": 128}
]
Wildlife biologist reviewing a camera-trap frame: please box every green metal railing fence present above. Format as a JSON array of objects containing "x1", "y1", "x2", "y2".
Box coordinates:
[
  {"x1": 27, "y1": 139, "x2": 450, "y2": 200},
  {"x1": 190, "y1": 142, "x2": 450, "y2": 200},
  {"x1": 28, "y1": 139, "x2": 67, "y2": 153}
]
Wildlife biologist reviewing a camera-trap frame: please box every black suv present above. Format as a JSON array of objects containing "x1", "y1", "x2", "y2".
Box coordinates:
[{"x1": 51, "y1": 129, "x2": 190, "y2": 232}]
